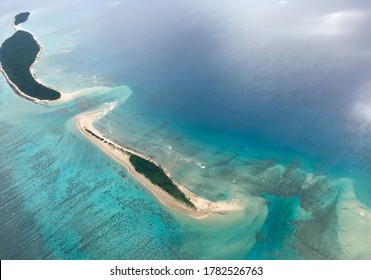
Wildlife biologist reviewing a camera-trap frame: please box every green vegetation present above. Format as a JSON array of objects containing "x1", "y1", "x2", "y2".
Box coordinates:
[
  {"x1": 84, "y1": 127, "x2": 194, "y2": 209},
  {"x1": 0, "y1": 30, "x2": 61, "y2": 100},
  {"x1": 84, "y1": 128, "x2": 131, "y2": 155},
  {"x1": 85, "y1": 128, "x2": 105, "y2": 141},
  {"x1": 14, "y1": 12, "x2": 30, "y2": 25},
  {"x1": 129, "y1": 154, "x2": 196, "y2": 209}
]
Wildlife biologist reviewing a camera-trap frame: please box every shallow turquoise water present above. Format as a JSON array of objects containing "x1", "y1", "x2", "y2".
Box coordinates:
[{"x1": 1, "y1": 0, "x2": 371, "y2": 259}]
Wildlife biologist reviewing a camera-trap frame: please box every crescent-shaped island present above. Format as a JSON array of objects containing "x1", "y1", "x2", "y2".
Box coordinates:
[{"x1": 0, "y1": 12, "x2": 61, "y2": 102}]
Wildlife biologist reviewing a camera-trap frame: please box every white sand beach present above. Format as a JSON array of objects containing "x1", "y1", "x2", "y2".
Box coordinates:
[{"x1": 76, "y1": 107, "x2": 242, "y2": 219}]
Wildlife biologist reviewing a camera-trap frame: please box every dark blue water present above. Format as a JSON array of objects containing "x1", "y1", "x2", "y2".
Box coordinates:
[{"x1": 80, "y1": 0, "x2": 371, "y2": 203}]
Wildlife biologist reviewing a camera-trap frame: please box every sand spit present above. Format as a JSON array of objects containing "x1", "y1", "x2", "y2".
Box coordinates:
[{"x1": 76, "y1": 107, "x2": 242, "y2": 219}]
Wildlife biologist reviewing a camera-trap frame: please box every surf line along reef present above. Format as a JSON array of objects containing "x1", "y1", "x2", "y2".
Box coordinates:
[
  {"x1": 0, "y1": 12, "x2": 61, "y2": 102},
  {"x1": 0, "y1": 12, "x2": 241, "y2": 219}
]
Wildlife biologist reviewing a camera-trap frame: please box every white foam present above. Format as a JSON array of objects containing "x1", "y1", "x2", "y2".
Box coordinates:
[
  {"x1": 178, "y1": 156, "x2": 206, "y2": 169},
  {"x1": 102, "y1": 101, "x2": 118, "y2": 116},
  {"x1": 195, "y1": 162, "x2": 206, "y2": 169},
  {"x1": 178, "y1": 157, "x2": 191, "y2": 163}
]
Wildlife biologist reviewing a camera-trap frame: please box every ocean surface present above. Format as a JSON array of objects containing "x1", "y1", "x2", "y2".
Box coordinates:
[{"x1": 1, "y1": 0, "x2": 371, "y2": 259}]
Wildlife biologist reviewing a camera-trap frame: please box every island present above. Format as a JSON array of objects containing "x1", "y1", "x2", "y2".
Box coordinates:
[
  {"x1": 0, "y1": 12, "x2": 61, "y2": 102},
  {"x1": 129, "y1": 154, "x2": 196, "y2": 209},
  {"x1": 14, "y1": 12, "x2": 30, "y2": 26},
  {"x1": 76, "y1": 107, "x2": 241, "y2": 219}
]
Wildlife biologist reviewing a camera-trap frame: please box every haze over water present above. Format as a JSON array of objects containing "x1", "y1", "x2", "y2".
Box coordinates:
[{"x1": 1, "y1": 0, "x2": 371, "y2": 259}]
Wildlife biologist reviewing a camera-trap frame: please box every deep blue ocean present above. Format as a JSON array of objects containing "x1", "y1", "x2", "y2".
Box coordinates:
[{"x1": 1, "y1": 0, "x2": 371, "y2": 259}]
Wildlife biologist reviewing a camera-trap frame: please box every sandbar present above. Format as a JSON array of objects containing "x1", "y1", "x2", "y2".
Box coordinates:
[{"x1": 76, "y1": 107, "x2": 242, "y2": 219}]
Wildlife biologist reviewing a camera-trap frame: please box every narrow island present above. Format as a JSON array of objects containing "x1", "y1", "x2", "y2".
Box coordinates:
[
  {"x1": 0, "y1": 12, "x2": 61, "y2": 102},
  {"x1": 76, "y1": 108, "x2": 242, "y2": 219}
]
